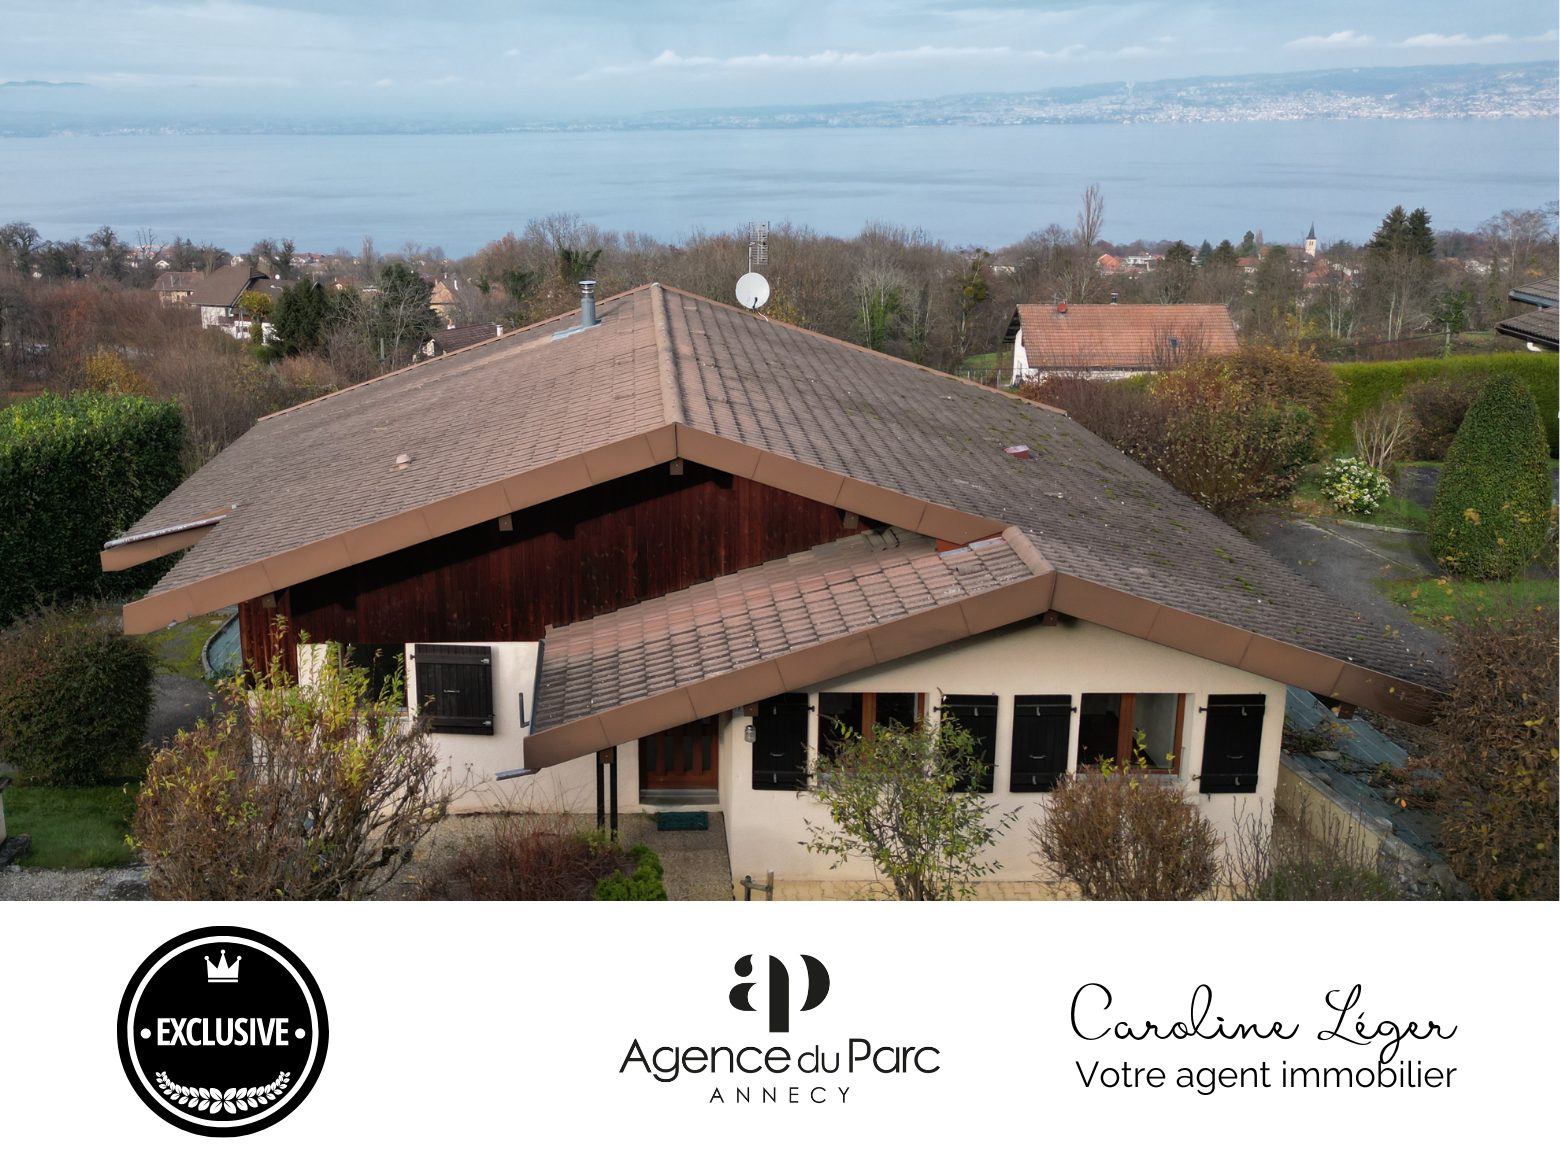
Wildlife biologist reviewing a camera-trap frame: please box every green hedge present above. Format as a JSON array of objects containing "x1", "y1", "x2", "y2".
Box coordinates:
[
  {"x1": 0, "y1": 605, "x2": 155, "y2": 784},
  {"x1": 1326, "y1": 352, "x2": 1558, "y2": 455},
  {"x1": 1428, "y1": 374, "x2": 1554, "y2": 580},
  {"x1": 0, "y1": 392, "x2": 184, "y2": 624},
  {"x1": 593, "y1": 844, "x2": 668, "y2": 900}
]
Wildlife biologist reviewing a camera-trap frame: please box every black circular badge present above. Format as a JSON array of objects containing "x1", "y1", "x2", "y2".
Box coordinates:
[{"x1": 117, "y1": 926, "x2": 328, "y2": 1137}]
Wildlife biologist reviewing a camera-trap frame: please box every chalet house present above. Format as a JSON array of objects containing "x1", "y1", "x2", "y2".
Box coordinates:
[
  {"x1": 191, "y1": 266, "x2": 291, "y2": 340},
  {"x1": 153, "y1": 270, "x2": 200, "y2": 306},
  {"x1": 105, "y1": 284, "x2": 1441, "y2": 894},
  {"x1": 1496, "y1": 276, "x2": 1558, "y2": 352},
  {"x1": 421, "y1": 321, "x2": 505, "y2": 358},
  {"x1": 1007, "y1": 302, "x2": 1239, "y2": 383}
]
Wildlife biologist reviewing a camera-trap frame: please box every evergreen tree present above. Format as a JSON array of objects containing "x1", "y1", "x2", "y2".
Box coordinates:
[
  {"x1": 272, "y1": 281, "x2": 330, "y2": 355},
  {"x1": 1197, "y1": 240, "x2": 1213, "y2": 264}
]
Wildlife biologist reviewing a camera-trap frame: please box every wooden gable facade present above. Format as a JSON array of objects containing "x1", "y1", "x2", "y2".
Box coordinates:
[{"x1": 238, "y1": 460, "x2": 869, "y2": 676}]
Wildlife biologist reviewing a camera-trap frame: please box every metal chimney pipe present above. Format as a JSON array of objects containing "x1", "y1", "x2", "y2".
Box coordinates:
[{"x1": 579, "y1": 280, "x2": 598, "y2": 328}]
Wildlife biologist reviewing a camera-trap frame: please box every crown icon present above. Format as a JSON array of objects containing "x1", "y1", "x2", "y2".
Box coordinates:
[{"x1": 204, "y1": 949, "x2": 242, "y2": 984}]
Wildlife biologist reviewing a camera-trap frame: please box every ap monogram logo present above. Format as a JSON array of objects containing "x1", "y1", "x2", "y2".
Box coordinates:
[{"x1": 729, "y1": 955, "x2": 830, "y2": 1033}]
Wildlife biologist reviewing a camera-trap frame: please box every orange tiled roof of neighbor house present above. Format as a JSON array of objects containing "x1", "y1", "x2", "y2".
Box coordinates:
[
  {"x1": 106, "y1": 283, "x2": 1444, "y2": 720},
  {"x1": 1009, "y1": 302, "x2": 1239, "y2": 371}
]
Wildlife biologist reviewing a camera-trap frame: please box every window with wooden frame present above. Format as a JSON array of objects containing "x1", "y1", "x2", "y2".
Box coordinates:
[
  {"x1": 1009, "y1": 694, "x2": 1076, "y2": 793},
  {"x1": 938, "y1": 693, "x2": 998, "y2": 793},
  {"x1": 751, "y1": 692, "x2": 812, "y2": 791},
  {"x1": 817, "y1": 692, "x2": 923, "y2": 758},
  {"x1": 1198, "y1": 694, "x2": 1266, "y2": 794},
  {"x1": 411, "y1": 644, "x2": 495, "y2": 735},
  {"x1": 344, "y1": 643, "x2": 408, "y2": 707},
  {"x1": 1077, "y1": 693, "x2": 1185, "y2": 773}
]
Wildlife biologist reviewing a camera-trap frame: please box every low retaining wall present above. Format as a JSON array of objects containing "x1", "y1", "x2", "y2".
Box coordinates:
[{"x1": 1277, "y1": 755, "x2": 1463, "y2": 899}]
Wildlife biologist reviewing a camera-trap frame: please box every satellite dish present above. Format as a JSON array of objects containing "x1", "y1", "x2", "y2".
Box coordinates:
[{"x1": 735, "y1": 272, "x2": 770, "y2": 311}]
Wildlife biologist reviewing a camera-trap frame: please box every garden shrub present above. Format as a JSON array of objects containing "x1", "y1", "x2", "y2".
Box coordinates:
[
  {"x1": 1428, "y1": 373, "x2": 1552, "y2": 580},
  {"x1": 1423, "y1": 610, "x2": 1557, "y2": 900},
  {"x1": 594, "y1": 844, "x2": 668, "y2": 901},
  {"x1": 1024, "y1": 349, "x2": 1324, "y2": 519},
  {"x1": 1405, "y1": 376, "x2": 1477, "y2": 460},
  {"x1": 1320, "y1": 456, "x2": 1393, "y2": 515},
  {"x1": 0, "y1": 391, "x2": 183, "y2": 624},
  {"x1": 1328, "y1": 353, "x2": 1558, "y2": 455},
  {"x1": 1031, "y1": 769, "x2": 1221, "y2": 901},
  {"x1": 134, "y1": 647, "x2": 452, "y2": 899},
  {"x1": 0, "y1": 605, "x2": 154, "y2": 785}
]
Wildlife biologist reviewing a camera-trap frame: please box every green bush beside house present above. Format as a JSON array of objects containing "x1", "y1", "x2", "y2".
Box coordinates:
[
  {"x1": 1428, "y1": 374, "x2": 1553, "y2": 580},
  {"x1": 0, "y1": 391, "x2": 184, "y2": 624}
]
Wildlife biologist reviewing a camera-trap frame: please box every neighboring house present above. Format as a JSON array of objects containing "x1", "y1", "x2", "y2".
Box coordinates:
[
  {"x1": 153, "y1": 270, "x2": 200, "y2": 306},
  {"x1": 1007, "y1": 302, "x2": 1240, "y2": 382},
  {"x1": 429, "y1": 276, "x2": 461, "y2": 323},
  {"x1": 103, "y1": 283, "x2": 1441, "y2": 894},
  {"x1": 191, "y1": 266, "x2": 292, "y2": 341},
  {"x1": 421, "y1": 321, "x2": 505, "y2": 358},
  {"x1": 1095, "y1": 254, "x2": 1122, "y2": 274},
  {"x1": 1495, "y1": 276, "x2": 1558, "y2": 352}
]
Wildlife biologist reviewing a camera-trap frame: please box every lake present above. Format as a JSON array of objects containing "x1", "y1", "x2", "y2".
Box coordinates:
[{"x1": 1, "y1": 118, "x2": 1554, "y2": 254}]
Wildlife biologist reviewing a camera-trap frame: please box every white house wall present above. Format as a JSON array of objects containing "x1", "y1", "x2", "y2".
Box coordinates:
[
  {"x1": 720, "y1": 617, "x2": 1284, "y2": 886},
  {"x1": 305, "y1": 618, "x2": 1283, "y2": 889}
]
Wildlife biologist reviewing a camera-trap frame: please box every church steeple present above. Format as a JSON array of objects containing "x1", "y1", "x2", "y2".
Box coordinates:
[{"x1": 1304, "y1": 222, "x2": 1318, "y2": 258}]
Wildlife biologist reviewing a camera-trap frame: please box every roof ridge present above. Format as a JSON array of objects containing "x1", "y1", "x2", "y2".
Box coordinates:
[{"x1": 648, "y1": 283, "x2": 685, "y2": 427}]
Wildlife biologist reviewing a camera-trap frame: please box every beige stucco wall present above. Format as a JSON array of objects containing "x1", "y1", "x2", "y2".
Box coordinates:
[
  {"x1": 305, "y1": 617, "x2": 1282, "y2": 885},
  {"x1": 720, "y1": 618, "x2": 1283, "y2": 885}
]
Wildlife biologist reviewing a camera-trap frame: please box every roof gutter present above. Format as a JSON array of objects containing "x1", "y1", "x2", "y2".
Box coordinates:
[{"x1": 101, "y1": 513, "x2": 228, "y2": 572}]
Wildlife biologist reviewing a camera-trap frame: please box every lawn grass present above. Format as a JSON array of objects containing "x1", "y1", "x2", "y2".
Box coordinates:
[
  {"x1": 1378, "y1": 576, "x2": 1557, "y2": 629},
  {"x1": 5, "y1": 781, "x2": 138, "y2": 868},
  {"x1": 1291, "y1": 470, "x2": 1429, "y2": 531},
  {"x1": 132, "y1": 611, "x2": 230, "y2": 681}
]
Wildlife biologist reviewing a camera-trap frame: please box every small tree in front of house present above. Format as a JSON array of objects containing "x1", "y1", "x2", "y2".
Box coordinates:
[
  {"x1": 237, "y1": 289, "x2": 274, "y2": 344},
  {"x1": 1032, "y1": 743, "x2": 1221, "y2": 900},
  {"x1": 803, "y1": 717, "x2": 1019, "y2": 900},
  {"x1": 133, "y1": 640, "x2": 454, "y2": 900}
]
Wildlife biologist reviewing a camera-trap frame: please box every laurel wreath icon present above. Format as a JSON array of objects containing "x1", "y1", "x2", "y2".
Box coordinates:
[{"x1": 155, "y1": 1070, "x2": 291, "y2": 1113}]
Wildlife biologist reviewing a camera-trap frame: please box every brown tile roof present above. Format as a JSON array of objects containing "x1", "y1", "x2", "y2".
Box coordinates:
[
  {"x1": 191, "y1": 265, "x2": 274, "y2": 308},
  {"x1": 1496, "y1": 305, "x2": 1559, "y2": 349},
  {"x1": 1010, "y1": 303, "x2": 1239, "y2": 371},
  {"x1": 526, "y1": 528, "x2": 1049, "y2": 765},
  {"x1": 1511, "y1": 276, "x2": 1558, "y2": 308},
  {"x1": 111, "y1": 283, "x2": 1442, "y2": 720},
  {"x1": 428, "y1": 322, "x2": 503, "y2": 354}
]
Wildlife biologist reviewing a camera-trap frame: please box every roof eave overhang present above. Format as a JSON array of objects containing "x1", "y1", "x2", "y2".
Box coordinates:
[
  {"x1": 523, "y1": 566, "x2": 1440, "y2": 767},
  {"x1": 522, "y1": 567, "x2": 1059, "y2": 769}
]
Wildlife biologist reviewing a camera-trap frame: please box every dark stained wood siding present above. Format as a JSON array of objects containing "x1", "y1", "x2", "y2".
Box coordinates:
[
  {"x1": 238, "y1": 592, "x2": 296, "y2": 680},
  {"x1": 274, "y1": 462, "x2": 860, "y2": 648}
]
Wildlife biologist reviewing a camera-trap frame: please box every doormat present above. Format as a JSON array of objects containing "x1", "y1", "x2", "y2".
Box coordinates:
[{"x1": 655, "y1": 811, "x2": 708, "y2": 832}]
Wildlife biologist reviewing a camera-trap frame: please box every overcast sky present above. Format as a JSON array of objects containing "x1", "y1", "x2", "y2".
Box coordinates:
[{"x1": 2, "y1": 0, "x2": 1556, "y2": 121}]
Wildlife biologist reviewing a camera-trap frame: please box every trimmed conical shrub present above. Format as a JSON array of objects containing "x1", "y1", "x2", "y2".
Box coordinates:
[{"x1": 1428, "y1": 373, "x2": 1553, "y2": 580}]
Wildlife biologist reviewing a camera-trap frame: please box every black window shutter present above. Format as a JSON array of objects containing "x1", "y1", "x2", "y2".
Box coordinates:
[
  {"x1": 1199, "y1": 694, "x2": 1265, "y2": 794},
  {"x1": 1010, "y1": 694, "x2": 1074, "y2": 793},
  {"x1": 413, "y1": 644, "x2": 495, "y2": 735},
  {"x1": 752, "y1": 692, "x2": 811, "y2": 791},
  {"x1": 940, "y1": 694, "x2": 998, "y2": 793}
]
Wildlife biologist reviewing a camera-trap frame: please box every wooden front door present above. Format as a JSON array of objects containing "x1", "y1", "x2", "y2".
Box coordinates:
[{"x1": 639, "y1": 716, "x2": 720, "y2": 794}]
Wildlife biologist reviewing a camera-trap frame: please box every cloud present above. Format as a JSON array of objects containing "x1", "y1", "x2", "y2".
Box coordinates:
[
  {"x1": 591, "y1": 43, "x2": 1088, "y2": 77},
  {"x1": 372, "y1": 78, "x2": 392, "y2": 88},
  {"x1": 503, "y1": 48, "x2": 520, "y2": 58},
  {"x1": 1285, "y1": 30, "x2": 1373, "y2": 50},
  {"x1": 1399, "y1": 32, "x2": 1512, "y2": 48}
]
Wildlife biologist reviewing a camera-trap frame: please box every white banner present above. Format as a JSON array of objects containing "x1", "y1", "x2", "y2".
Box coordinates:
[{"x1": 1, "y1": 901, "x2": 1553, "y2": 1167}]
